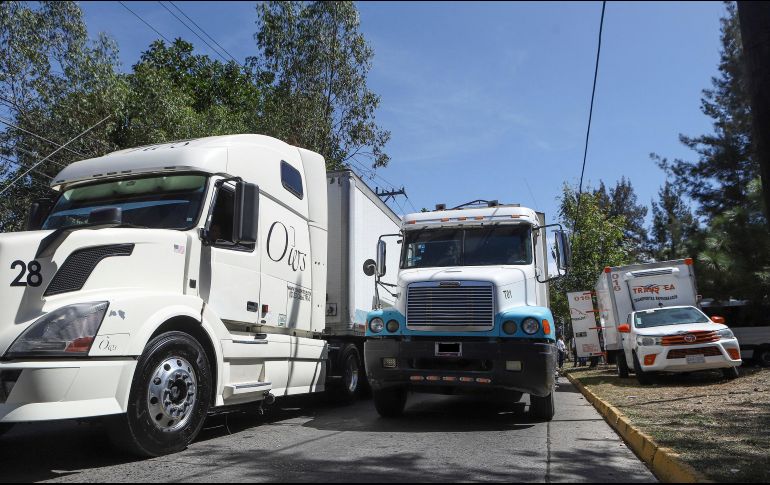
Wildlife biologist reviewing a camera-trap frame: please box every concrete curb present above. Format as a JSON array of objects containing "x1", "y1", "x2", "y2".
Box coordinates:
[{"x1": 565, "y1": 372, "x2": 711, "y2": 483}]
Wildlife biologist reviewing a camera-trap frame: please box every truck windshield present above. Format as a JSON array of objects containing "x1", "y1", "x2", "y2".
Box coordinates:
[
  {"x1": 43, "y1": 174, "x2": 208, "y2": 230},
  {"x1": 401, "y1": 225, "x2": 532, "y2": 269},
  {"x1": 633, "y1": 307, "x2": 711, "y2": 328}
]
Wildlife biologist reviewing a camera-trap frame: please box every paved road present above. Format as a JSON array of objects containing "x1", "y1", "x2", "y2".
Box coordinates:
[{"x1": 0, "y1": 379, "x2": 655, "y2": 483}]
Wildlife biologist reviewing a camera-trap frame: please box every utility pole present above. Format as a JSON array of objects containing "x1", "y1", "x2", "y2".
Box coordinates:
[
  {"x1": 737, "y1": 1, "x2": 770, "y2": 222},
  {"x1": 375, "y1": 186, "x2": 407, "y2": 204}
]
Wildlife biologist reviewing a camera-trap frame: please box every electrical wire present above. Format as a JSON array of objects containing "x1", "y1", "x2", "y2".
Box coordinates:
[
  {"x1": 572, "y1": 1, "x2": 606, "y2": 237},
  {"x1": 169, "y1": 1, "x2": 241, "y2": 64},
  {"x1": 119, "y1": 1, "x2": 173, "y2": 44},
  {"x1": 157, "y1": 1, "x2": 230, "y2": 63},
  {"x1": 0, "y1": 115, "x2": 87, "y2": 158},
  {"x1": 0, "y1": 115, "x2": 111, "y2": 196}
]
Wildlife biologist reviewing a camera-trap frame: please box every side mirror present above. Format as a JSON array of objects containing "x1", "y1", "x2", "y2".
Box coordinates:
[
  {"x1": 711, "y1": 316, "x2": 726, "y2": 324},
  {"x1": 88, "y1": 207, "x2": 122, "y2": 225},
  {"x1": 618, "y1": 324, "x2": 631, "y2": 333},
  {"x1": 363, "y1": 259, "x2": 376, "y2": 277},
  {"x1": 233, "y1": 181, "x2": 259, "y2": 244},
  {"x1": 376, "y1": 240, "x2": 387, "y2": 277},
  {"x1": 26, "y1": 199, "x2": 53, "y2": 230},
  {"x1": 554, "y1": 230, "x2": 571, "y2": 272}
]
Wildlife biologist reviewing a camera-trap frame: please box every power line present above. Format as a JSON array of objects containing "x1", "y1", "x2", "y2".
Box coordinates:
[
  {"x1": 119, "y1": 1, "x2": 173, "y2": 44},
  {"x1": 169, "y1": 1, "x2": 240, "y2": 64},
  {"x1": 0, "y1": 115, "x2": 111, "y2": 196},
  {"x1": 573, "y1": 1, "x2": 606, "y2": 237},
  {"x1": 0, "y1": 155, "x2": 54, "y2": 180},
  {"x1": 157, "y1": 1, "x2": 230, "y2": 63},
  {"x1": 0, "y1": 115, "x2": 87, "y2": 159}
]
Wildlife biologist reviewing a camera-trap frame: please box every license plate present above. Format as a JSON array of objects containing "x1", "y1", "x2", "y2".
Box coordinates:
[
  {"x1": 686, "y1": 354, "x2": 706, "y2": 364},
  {"x1": 435, "y1": 342, "x2": 462, "y2": 357}
]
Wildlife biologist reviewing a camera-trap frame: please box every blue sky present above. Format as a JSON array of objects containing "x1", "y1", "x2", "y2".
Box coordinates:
[{"x1": 80, "y1": 1, "x2": 727, "y2": 225}]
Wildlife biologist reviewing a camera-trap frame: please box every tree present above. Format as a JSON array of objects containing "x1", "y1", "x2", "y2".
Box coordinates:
[
  {"x1": 550, "y1": 185, "x2": 630, "y2": 325},
  {"x1": 655, "y1": 2, "x2": 769, "y2": 305},
  {"x1": 649, "y1": 180, "x2": 699, "y2": 262},
  {"x1": 0, "y1": 1, "x2": 124, "y2": 231},
  {"x1": 253, "y1": 1, "x2": 390, "y2": 170},
  {"x1": 595, "y1": 177, "x2": 650, "y2": 261}
]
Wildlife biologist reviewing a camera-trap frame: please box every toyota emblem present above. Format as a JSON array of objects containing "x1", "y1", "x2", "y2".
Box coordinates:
[{"x1": 684, "y1": 334, "x2": 697, "y2": 343}]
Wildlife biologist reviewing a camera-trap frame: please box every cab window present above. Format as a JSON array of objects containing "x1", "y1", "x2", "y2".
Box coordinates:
[{"x1": 281, "y1": 161, "x2": 304, "y2": 200}]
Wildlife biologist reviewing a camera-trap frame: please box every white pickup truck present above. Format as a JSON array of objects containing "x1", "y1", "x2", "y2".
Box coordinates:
[{"x1": 616, "y1": 305, "x2": 742, "y2": 384}]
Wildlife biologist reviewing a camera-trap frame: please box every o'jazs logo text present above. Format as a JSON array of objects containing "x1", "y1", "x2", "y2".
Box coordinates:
[{"x1": 267, "y1": 221, "x2": 307, "y2": 272}]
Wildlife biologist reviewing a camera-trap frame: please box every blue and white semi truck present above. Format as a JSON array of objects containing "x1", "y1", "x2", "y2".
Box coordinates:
[{"x1": 362, "y1": 201, "x2": 570, "y2": 420}]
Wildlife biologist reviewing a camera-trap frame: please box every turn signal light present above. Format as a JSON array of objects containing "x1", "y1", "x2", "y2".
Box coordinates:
[
  {"x1": 543, "y1": 319, "x2": 551, "y2": 335},
  {"x1": 644, "y1": 354, "x2": 658, "y2": 366},
  {"x1": 65, "y1": 337, "x2": 94, "y2": 353},
  {"x1": 727, "y1": 349, "x2": 741, "y2": 360}
]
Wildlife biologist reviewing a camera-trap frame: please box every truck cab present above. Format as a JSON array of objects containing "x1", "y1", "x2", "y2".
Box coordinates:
[
  {"x1": 363, "y1": 201, "x2": 570, "y2": 420},
  {"x1": 0, "y1": 135, "x2": 331, "y2": 455}
]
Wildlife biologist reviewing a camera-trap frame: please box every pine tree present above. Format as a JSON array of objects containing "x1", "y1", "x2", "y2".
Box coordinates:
[{"x1": 650, "y1": 181, "x2": 699, "y2": 261}]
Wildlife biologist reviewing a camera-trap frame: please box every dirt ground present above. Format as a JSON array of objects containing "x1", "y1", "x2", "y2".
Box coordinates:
[{"x1": 565, "y1": 364, "x2": 770, "y2": 483}]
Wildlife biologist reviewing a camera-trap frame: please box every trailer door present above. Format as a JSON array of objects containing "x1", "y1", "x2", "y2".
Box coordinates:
[{"x1": 624, "y1": 265, "x2": 697, "y2": 311}]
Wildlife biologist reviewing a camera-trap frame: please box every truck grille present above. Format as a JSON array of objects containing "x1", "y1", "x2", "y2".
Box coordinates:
[
  {"x1": 406, "y1": 282, "x2": 495, "y2": 332},
  {"x1": 667, "y1": 346, "x2": 722, "y2": 359},
  {"x1": 661, "y1": 331, "x2": 719, "y2": 346}
]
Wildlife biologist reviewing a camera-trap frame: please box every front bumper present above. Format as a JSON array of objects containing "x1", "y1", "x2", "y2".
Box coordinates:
[
  {"x1": 365, "y1": 339, "x2": 556, "y2": 397},
  {"x1": 0, "y1": 360, "x2": 136, "y2": 423},
  {"x1": 635, "y1": 338, "x2": 742, "y2": 372}
]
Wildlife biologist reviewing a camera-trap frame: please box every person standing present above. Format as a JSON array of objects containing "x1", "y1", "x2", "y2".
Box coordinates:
[{"x1": 556, "y1": 336, "x2": 566, "y2": 370}]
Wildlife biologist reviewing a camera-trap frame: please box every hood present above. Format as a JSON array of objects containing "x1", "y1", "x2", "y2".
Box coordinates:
[
  {"x1": 0, "y1": 228, "x2": 189, "y2": 355},
  {"x1": 635, "y1": 322, "x2": 728, "y2": 337}
]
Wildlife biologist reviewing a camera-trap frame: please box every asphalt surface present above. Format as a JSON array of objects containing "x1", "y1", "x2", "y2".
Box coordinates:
[{"x1": 0, "y1": 379, "x2": 655, "y2": 483}]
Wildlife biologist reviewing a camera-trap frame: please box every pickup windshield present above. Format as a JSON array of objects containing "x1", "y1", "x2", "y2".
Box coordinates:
[
  {"x1": 43, "y1": 174, "x2": 208, "y2": 230},
  {"x1": 401, "y1": 225, "x2": 532, "y2": 269},
  {"x1": 633, "y1": 307, "x2": 711, "y2": 328}
]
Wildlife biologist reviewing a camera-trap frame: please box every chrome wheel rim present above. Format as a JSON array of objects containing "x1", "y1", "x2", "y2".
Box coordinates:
[
  {"x1": 345, "y1": 355, "x2": 359, "y2": 394},
  {"x1": 147, "y1": 357, "x2": 197, "y2": 432}
]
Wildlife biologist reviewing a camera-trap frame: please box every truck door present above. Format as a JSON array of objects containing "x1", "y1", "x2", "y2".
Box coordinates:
[{"x1": 201, "y1": 183, "x2": 261, "y2": 324}]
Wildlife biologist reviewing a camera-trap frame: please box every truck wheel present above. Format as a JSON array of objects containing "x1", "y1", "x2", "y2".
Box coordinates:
[
  {"x1": 108, "y1": 331, "x2": 212, "y2": 457},
  {"x1": 529, "y1": 392, "x2": 555, "y2": 421},
  {"x1": 757, "y1": 348, "x2": 770, "y2": 367},
  {"x1": 373, "y1": 388, "x2": 407, "y2": 418},
  {"x1": 632, "y1": 352, "x2": 654, "y2": 386},
  {"x1": 722, "y1": 367, "x2": 739, "y2": 380},
  {"x1": 0, "y1": 424, "x2": 13, "y2": 438},
  {"x1": 336, "y1": 344, "x2": 363, "y2": 404},
  {"x1": 617, "y1": 353, "x2": 630, "y2": 378}
]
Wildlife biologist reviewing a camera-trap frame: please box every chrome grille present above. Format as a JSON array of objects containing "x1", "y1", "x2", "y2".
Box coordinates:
[{"x1": 407, "y1": 282, "x2": 495, "y2": 331}]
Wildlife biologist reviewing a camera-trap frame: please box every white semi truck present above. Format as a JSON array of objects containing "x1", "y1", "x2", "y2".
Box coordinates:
[
  {"x1": 362, "y1": 201, "x2": 571, "y2": 420},
  {"x1": 0, "y1": 135, "x2": 399, "y2": 455}
]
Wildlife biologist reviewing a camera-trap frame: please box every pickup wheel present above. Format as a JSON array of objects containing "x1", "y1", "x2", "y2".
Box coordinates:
[
  {"x1": 757, "y1": 348, "x2": 770, "y2": 367},
  {"x1": 617, "y1": 352, "x2": 630, "y2": 378},
  {"x1": 108, "y1": 331, "x2": 212, "y2": 457},
  {"x1": 530, "y1": 392, "x2": 555, "y2": 421},
  {"x1": 632, "y1": 352, "x2": 655, "y2": 386},
  {"x1": 0, "y1": 423, "x2": 13, "y2": 439},
  {"x1": 722, "y1": 367, "x2": 739, "y2": 380},
  {"x1": 373, "y1": 388, "x2": 407, "y2": 418}
]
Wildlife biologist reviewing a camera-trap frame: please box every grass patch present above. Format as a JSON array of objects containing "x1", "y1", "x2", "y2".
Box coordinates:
[{"x1": 565, "y1": 364, "x2": 770, "y2": 482}]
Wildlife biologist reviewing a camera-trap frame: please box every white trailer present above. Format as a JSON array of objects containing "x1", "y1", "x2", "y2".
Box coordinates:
[
  {"x1": 0, "y1": 135, "x2": 396, "y2": 456},
  {"x1": 567, "y1": 291, "x2": 603, "y2": 359},
  {"x1": 324, "y1": 170, "x2": 401, "y2": 391},
  {"x1": 595, "y1": 259, "x2": 698, "y2": 360}
]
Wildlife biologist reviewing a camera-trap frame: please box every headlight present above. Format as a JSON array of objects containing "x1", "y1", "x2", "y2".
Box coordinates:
[
  {"x1": 636, "y1": 336, "x2": 661, "y2": 346},
  {"x1": 5, "y1": 302, "x2": 109, "y2": 358},
  {"x1": 386, "y1": 320, "x2": 400, "y2": 333},
  {"x1": 502, "y1": 320, "x2": 517, "y2": 335},
  {"x1": 369, "y1": 317, "x2": 384, "y2": 334},
  {"x1": 717, "y1": 329, "x2": 735, "y2": 340},
  {"x1": 521, "y1": 318, "x2": 540, "y2": 335}
]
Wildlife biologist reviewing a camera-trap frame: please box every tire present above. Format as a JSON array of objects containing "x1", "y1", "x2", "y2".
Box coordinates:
[
  {"x1": 530, "y1": 392, "x2": 555, "y2": 421},
  {"x1": 632, "y1": 352, "x2": 654, "y2": 386},
  {"x1": 373, "y1": 388, "x2": 407, "y2": 418},
  {"x1": 107, "y1": 331, "x2": 212, "y2": 457},
  {"x1": 757, "y1": 348, "x2": 770, "y2": 367},
  {"x1": 335, "y1": 344, "x2": 363, "y2": 404},
  {"x1": 722, "y1": 366, "x2": 739, "y2": 380},
  {"x1": 0, "y1": 423, "x2": 13, "y2": 439},
  {"x1": 617, "y1": 352, "x2": 630, "y2": 378}
]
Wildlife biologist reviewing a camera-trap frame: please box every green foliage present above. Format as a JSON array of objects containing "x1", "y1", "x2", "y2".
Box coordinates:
[
  {"x1": 253, "y1": 1, "x2": 390, "y2": 170},
  {"x1": 649, "y1": 179, "x2": 699, "y2": 261},
  {"x1": 655, "y1": 2, "x2": 769, "y2": 305},
  {"x1": 594, "y1": 177, "x2": 650, "y2": 261},
  {"x1": 549, "y1": 185, "x2": 630, "y2": 324}
]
